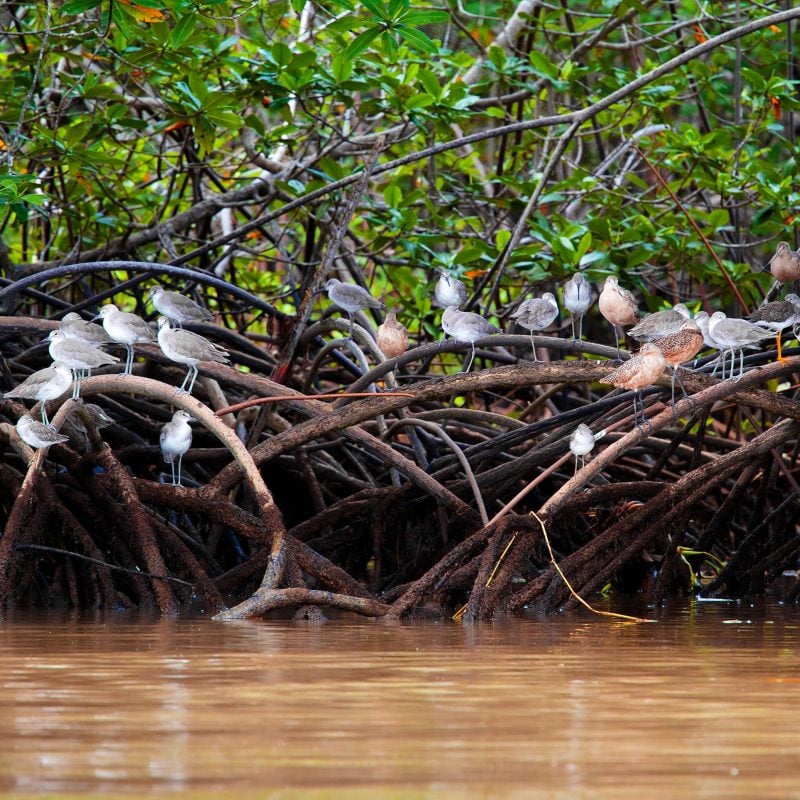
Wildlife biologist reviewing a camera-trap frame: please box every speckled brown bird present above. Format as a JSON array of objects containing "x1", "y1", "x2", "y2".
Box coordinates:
[
  {"x1": 747, "y1": 293, "x2": 800, "y2": 363},
  {"x1": 653, "y1": 320, "x2": 704, "y2": 405},
  {"x1": 377, "y1": 312, "x2": 409, "y2": 359},
  {"x1": 601, "y1": 342, "x2": 665, "y2": 427},
  {"x1": 598, "y1": 276, "x2": 639, "y2": 358},
  {"x1": 770, "y1": 242, "x2": 800, "y2": 285}
]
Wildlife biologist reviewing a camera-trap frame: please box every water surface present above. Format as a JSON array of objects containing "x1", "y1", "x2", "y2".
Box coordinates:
[{"x1": 0, "y1": 602, "x2": 796, "y2": 798}]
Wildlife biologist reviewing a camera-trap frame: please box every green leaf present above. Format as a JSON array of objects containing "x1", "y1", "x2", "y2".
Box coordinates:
[
  {"x1": 395, "y1": 24, "x2": 437, "y2": 54},
  {"x1": 575, "y1": 231, "x2": 592, "y2": 263},
  {"x1": 382, "y1": 30, "x2": 399, "y2": 61},
  {"x1": 360, "y1": 0, "x2": 388, "y2": 20},
  {"x1": 344, "y1": 26, "x2": 381, "y2": 60},
  {"x1": 169, "y1": 13, "x2": 195, "y2": 48},
  {"x1": 60, "y1": 0, "x2": 101, "y2": 14},
  {"x1": 417, "y1": 69, "x2": 441, "y2": 99},
  {"x1": 401, "y1": 9, "x2": 449, "y2": 24},
  {"x1": 331, "y1": 55, "x2": 353, "y2": 84},
  {"x1": 384, "y1": 184, "x2": 403, "y2": 208},
  {"x1": 495, "y1": 229, "x2": 511, "y2": 252}
]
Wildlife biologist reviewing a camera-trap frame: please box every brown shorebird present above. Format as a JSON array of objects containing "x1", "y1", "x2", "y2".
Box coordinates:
[
  {"x1": 324, "y1": 278, "x2": 385, "y2": 336},
  {"x1": 598, "y1": 276, "x2": 639, "y2": 358},
  {"x1": 97, "y1": 304, "x2": 156, "y2": 375},
  {"x1": 441, "y1": 306, "x2": 499, "y2": 373},
  {"x1": 157, "y1": 317, "x2": 229, "y2": 394},
  {"x1": 434, "y1": 271, "x2": 468, "y2": 309},
  {"x1": 47, "y1": 331, "x2": 120, "y2": 399},
  {"x1": 627, "y1": 304, "x2": 691, "y2": 342},
  {"x1": 511, "y1": 292, "x2": 558, "y2": 361},
  {"x1": 747, "y1": 293, "x2": 800, "y2": 362},
  {"x1": 707, "y1": 312, "x2": 775, "y2": 381},
  {"x1": 4, "y1": 363, "x2": 72, "y2": 425},
  {"x1": 16, "y1": 414, "x2": 69, "y2": 450},
  {"x1": 769, "y1": 242, "x2": 800, "y2": 284},
  {"x1": 652, "y1": 320, "x2": 704, "y2": 406},
  {"x1": 563, "y1": 273, "x2": 592, "y2": 341},
  {"x1": 160, "y1": 409, "x2": 193, "y2": 486},
  {"x1": 377, "y1": 312, "x2": 409, "y2": 358},
  {"x1": 601, "y1": 342, "x2": 665, "y2": 427},
  {"x1": 147, "y1": 285, "x2": 215, "y2": 327}
]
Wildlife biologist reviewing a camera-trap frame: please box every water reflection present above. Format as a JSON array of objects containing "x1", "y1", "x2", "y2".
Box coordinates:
[{"x1": 0, "y1": 603, "x2": 797, "y2": 798}]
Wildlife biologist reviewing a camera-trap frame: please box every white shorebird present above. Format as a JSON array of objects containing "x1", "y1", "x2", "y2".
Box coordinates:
[
  {"x1": 569, "y1": 423, "x2": 605, "y2": 474},
  {"x1": 160, "y1": 409, "x2": 193, "y2": 486},
  {"x1": 563, "y1": 273, "x2": 592, "y2": 341},
  {"x1": 434, "y1": 271, "x2": 468, "y2": 309},
  {"x1": 157, "y1": 317, "x2": 229, "y2": 394},
  {"x1": 707, "y1": 312, "x2": 775, "y2": 381},
  {"x1": 4, "y1": 363, "x2": 73, "y2": 425},
  {"x1": 147, "y1": 285, "x2": 215, "y2": 327},
  {"x1": 324, "y1": 278, "x2": 385, "y2": 336},
  {"x1": 511, "y1": 292, "x2": 558, "y2": 361},
  {"x1": 627, "y1": 304, "x2": 691, "y2": 342},
  {"x1": 47, "y1": 331, "x2": 120, "y2": 399},
  {"x1": 601, "y1": 342, "x2": 666, "y2": 427},
  {"x1": 97, "y1": 304, "x2": 156, "y2": 375},
  {"x1": 598, "y1": 276, "x2": 639, "y2": 358},
  {"x1": 441, "y1": 306, "x2": 499, "y2": 373},
  {"x1": 60, "y1": 312, "x2": 114, "y2": 347},
  {"x1": 16, "y1": 414, "x2": 69, "y2": 450}
]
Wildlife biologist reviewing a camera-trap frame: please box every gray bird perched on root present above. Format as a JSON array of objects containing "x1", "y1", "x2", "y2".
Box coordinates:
[
  {"x1": 147, "y1": 285, "x2": 215, "y2": 327},
  {"x1": 441, "y1": 306, "x2": 499, "y2": 373},
  {"x1": 157, "y1": 317, "x2": 230, "y2": 394},
  {"x1": 4, "y1": 363, "x2": 73, "y2": 425},
  {"x1": 324, "y1": 278, "x2": 385, "y2": 336},
  {"x1": 97, "y1": 304, "x2": 156, "y2": 375},
  {"x1": 563, "y1": 273, "x2": 592, "y2": 341},
  {"x1": 160, "y1": 409, "x2": 193, "y2": 487},
  {"x1": 16, "y1": 414, "x2": 69, "y2": 450},
  {"x1": 47, "y1": 331, "x2": 120, "y2": 399},
  {"x1": 511, "y1": 292, "x2": 558, "y2": 361}
]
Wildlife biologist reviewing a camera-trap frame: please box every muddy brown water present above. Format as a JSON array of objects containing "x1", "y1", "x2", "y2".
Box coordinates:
[{"x1": 0, "y1": 602, "x2": 796, "y2": 799}]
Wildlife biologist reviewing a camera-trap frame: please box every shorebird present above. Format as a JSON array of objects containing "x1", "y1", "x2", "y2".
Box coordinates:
[
  {"x1": 157, "y1": 316, "x2": 229, "y2": 394},
  {"x1": 601, "y1": 342, "x2": 665, "y2": 427},
  {"x1": 324, "y1": 278, "x2": 384, "y2": 336},
  {"x1": 652, "y1": 320, "x2": 704, "y2": 406},
  {"x1": 569, "y1": 423, "x2": 605, "y2": 474},
  {"x1": 441, "y1": 306, "x2": 499, "y2": 373},
  {"x1": 47, "y1": 331, "x2": 120, "y2": 399},
  {"x1": 97, "y1": 304, "x2": 156, "y2": 375},
  {"x1": 147, "y1": 285, "x2": 215, "y2": 327},
  {"x1": 160, "y1": 409, "x2": 193, "y2": 486},
  {"x1": 598, "y1": 276, "x2": 639, "y2": 358},
  {"x1": 511, "y1": 293, "x2": 558, "y2": 361},
  {"x1": 769, "y1": 242, "x2": 800, "y2": 285},
  {"x1": 62, "y1": 403, "x2": 115, "y2": 453},
  {"x1": 60, "y1": 312, "x2": 113, "y2": 347},
  {"x1": 434, "y1": 271, "x2": 468, "y2": 309},
  {"x1": 16, "y1": 414, "x2": 69, "y2": 450},
  {"x1": 747, "y1": 293, "x2": 800, "y2": 362},
  {"x1": 4, "y1": 363, "x2": 73, "y2": 425},
  {"x1": 563, "y1": 273, "x2": 592, "y2": 341},
  {"x1": 707, "y1": 312, "x2": 775, "y2": 381},
  {"x1": 627, "y1": 304, "x2": 691, "y2": 342},
  {"x1": 377, "y1": 312, "x2": 409, "y2": 358}
]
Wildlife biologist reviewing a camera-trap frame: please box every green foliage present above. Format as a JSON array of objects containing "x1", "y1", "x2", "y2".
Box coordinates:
[{"x1": 0, "y1": 0, "x2": 797, "y2": 316}]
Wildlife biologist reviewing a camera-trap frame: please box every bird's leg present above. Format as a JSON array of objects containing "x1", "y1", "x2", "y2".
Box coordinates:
[
  {"x1": 176, "y1": 454, "x2": 182, "y2": 487},
  {"x1": 73, "y1": 374, "x2": 81, "y2": 401},
  {"x1": 464, "y1": 343, "x2": 476, "y2": 374},
  {"x1": 186, "y1": 366, "x2": 199, "y2": 395},
  {"x1": 609, "y1": 323, "x2": 621, "y2": 359},
  {"x1": 570, "y1": 315, "x2": 576, "y2": 340},
  {"x1": 40, "y1": 405, "x2": 49, "y2": 426},
  {"x1": 170, "y1": 460, "x2": 176, "y2": 486},
  {"x1": 776, "y1": 330, "x2": 787, "y2": 363},
  {"x1": 530, "y1": 331, "x2": 539, "y2": 362},
  {"x1": 179, "y1": 367, "x2": 192, "y2": 392},
  {"x1": 573, "y1": 455, "x2": 578, "y2": 476}
]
